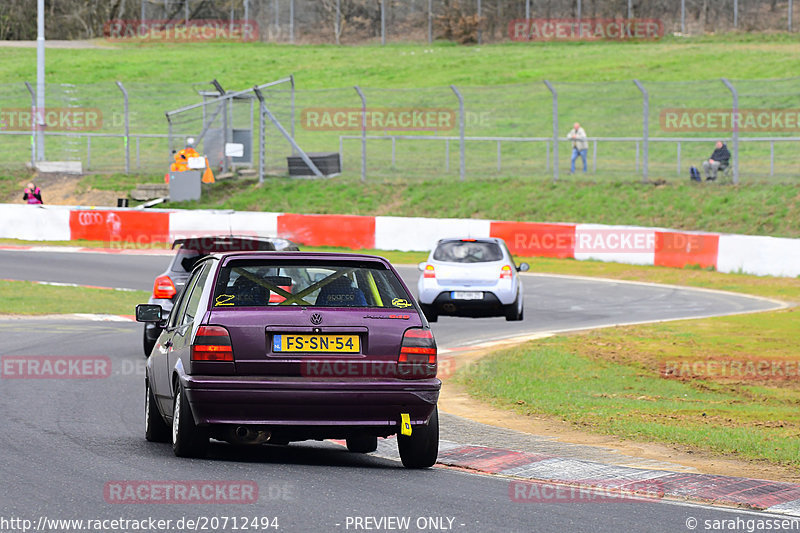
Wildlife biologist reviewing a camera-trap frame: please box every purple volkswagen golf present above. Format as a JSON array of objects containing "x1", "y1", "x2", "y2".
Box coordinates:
[{"x1": 136, "y1": 252, "x2": 440, "y2": 468}]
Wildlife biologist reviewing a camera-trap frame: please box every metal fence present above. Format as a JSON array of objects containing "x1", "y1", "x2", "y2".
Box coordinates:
[
  {"x1": 136, "y1": 0, "x2": 798, "y2": 44},
  {"x1": 2, "y1": 77, "x2": 799, "y2": 182}
]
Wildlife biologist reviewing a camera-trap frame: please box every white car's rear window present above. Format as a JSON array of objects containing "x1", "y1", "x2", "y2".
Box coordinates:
[{"x1": 433, "y1": 241, "x2": 503, "y2": 263}]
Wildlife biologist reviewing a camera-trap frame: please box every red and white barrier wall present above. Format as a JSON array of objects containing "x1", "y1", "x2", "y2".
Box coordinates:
[{"x1": 1, "y1": 204, "x2": 799, "y2": 278}]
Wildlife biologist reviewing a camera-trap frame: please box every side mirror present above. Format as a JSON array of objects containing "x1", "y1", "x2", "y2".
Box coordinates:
[
  {"x1": 418, "y1": 262, "x2": 428, "y2": 272},
  {"x1": 517, "y1": 263, "x2": 530, "y2": 272},
  {"x1": 136, "y1": 304, "x2": 165, "y2": 324}
]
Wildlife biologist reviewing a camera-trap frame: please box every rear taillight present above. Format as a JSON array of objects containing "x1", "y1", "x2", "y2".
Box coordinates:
[
  {"x1": 399, "y1": 328, "x2": 437, "y2": 365},
  {"x1": 153, "y1": 275, "x2": 177, "y2": 299},
  {"x1": 191, "y1": 325, "x2": 233, "y2": 362},
  {"x1": 423, "y1": 265, "x2": 436, "y2": 279},
  {"x1": 500, "y1": 265, "x2": 513, "y2": 279}
]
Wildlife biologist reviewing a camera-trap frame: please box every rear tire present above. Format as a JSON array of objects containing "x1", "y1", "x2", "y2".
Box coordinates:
[
  {"x1": 143, "y1": 327, "x2": 156, "y2": 357},
  {"x1": 398, "y1": 407, "x2": 439, "y2": 469},
  {"x1": 420, "y1": 304, "x2": 438, "y2": 323},
  {"x1": 145, "y1": 380, "x2": 170, "y2": 443},
  {"x1": 172, "y1": 385, "x2": 209, "y2": 458},
  {"x1": 346, "y1": 434, "x2": 378, "y2": 453},
  {"x1": 504, "y1": 293, "x2": 524, "y2": 322}
]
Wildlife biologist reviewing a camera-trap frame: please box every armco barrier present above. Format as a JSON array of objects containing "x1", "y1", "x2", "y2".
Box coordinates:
[{"x1": 0, "y1": 203, "x2": 797, "y2": 278}]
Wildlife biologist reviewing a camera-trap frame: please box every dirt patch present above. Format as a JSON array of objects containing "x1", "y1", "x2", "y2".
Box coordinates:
[
  {"x1": 7, "y1": 172, "x2": 122, "y2": 207},
  {"x1": 439, "y1": 345, "x2": 800, "y2": 483}
]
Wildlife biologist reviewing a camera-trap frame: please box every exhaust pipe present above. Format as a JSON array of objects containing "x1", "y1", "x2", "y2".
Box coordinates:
[{"x1": 232, "y1": 425, "x2": 271, "y2": 444}]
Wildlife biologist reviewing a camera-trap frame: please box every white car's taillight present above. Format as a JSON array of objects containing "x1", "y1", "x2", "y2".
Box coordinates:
[
  {"x1": 423, "y1": 265, "x2": 436, "y2": 279},
  {"x1": 500, "y1": 265, "x2": 513, "y2": 279}
]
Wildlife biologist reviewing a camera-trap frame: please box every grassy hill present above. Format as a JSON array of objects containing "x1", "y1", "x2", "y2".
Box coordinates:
[{"x1": 2, "y1": 34, "x2": 799, "y2": 237}]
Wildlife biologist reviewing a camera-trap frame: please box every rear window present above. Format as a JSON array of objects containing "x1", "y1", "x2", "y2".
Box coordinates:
[
  {"x1": 212, "y1": 260, "x2": 414, "y2": 309},
  {"x1": 433, "y1": 241, "x2": 503, "y2": 263}
]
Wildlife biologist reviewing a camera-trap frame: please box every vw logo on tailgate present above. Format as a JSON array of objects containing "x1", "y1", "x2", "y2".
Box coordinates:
[{"x1": 310, "y1": 313, "x2": 323, "y2": 325}]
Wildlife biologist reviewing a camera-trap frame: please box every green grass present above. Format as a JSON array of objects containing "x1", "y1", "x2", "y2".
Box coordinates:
[
  {"x1": 456, "y1": 263, "x2": 800, "y2": 467},
  {"x1": 169, "y1": 177, "x2": 800, "y2": 238},
  {"x1": 0, "y1": 280, "x2": 148, "y2": 315},
  {"x1": 2, "y1": 36, "x2": 800, "y2": 178},
  {"x1": 2, "y1": 36, "x2": 799, "y2": 87}
]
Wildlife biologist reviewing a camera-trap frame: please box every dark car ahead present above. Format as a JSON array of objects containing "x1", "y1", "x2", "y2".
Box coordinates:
[
  {"x1": 136, "y1": 251, "x2": 440, "y2": 468},
  {"x1": 143, "y1": 236, "x2": 299, "y2": 355}
]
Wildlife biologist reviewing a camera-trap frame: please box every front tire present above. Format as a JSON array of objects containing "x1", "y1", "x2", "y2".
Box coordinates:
[
  {"x1": 145, "y1": 380, "x2": 170, "y2": 443},
  {"x1": 398, "y1": 407, "x2": 439, "y2": 469},
  {"x1": 172, "y1": 385, "x2": 209, "y2": 458}
]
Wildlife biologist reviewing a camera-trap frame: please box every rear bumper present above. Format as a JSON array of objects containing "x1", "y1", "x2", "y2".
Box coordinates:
[
  {"x1": 428, "y1": 291, "x2": 507, "y2": 317},
  {"x1": 181, "y1": 375, "x2": 441, "y2": 428}
]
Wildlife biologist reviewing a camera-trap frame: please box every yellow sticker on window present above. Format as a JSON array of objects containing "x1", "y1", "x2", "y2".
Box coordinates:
[
  {"x1": 392, "y1": 298, "x2": 412, "y2": 308},
  {"x1": 215, "y1": 294, "x2": 235, "y2": 306}
]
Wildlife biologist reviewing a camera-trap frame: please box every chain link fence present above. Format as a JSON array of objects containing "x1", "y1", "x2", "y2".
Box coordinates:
[
  {"x1": 2, "y1": 77, "x2": 799, "y2": 182},
  {"x1": 3, "y1": 1, "x2": 797, "y2": 42}
]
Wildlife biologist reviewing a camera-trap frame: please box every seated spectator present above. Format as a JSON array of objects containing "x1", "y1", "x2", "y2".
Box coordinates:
[{"x1": 702, "y1": 141, "x2": 730, "y2": 181}]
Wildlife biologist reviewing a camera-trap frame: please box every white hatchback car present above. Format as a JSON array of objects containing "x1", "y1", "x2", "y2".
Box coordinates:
[{"x1": 417, "y1": 238, "x2": 529, "y2": 322}]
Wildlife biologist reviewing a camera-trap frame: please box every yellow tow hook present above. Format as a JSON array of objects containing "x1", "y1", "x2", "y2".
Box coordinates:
[{"x1": 400, "y1": 413, "x2": 412, "y2": 436}]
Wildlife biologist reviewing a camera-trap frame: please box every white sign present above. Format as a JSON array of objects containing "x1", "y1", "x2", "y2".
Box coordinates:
[
  {"x1": 187, "y1": 156, "x2": 205, "y2": 169},
  {"x1": 225, "y1": 143, "x2": 244, "y2": 157}
]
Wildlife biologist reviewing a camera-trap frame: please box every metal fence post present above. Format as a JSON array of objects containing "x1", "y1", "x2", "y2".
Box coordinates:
[
  {"x1": 734, "y1": 0, "x2": 738, "y2": 28},
  {"x1": 258, "y1": 93, "x2": 265, "y2": 183},
  {"x1": 428, "y1": 0, "x2": 433, "y2": 43},
  {"x1": 116, "y1": 81, "x2": 130, "y2": 174},
  {"x1": 355, "y1": 86, "x2": 367, "y2": 182},
  {"x1": 450, "y1": 85, "x2": 465, "y2": 182},
  {"x1": 24, "y1": 81, "x2": 36, "y2": 165},
  {"x1": 577, "y1": 0, "x2": 582, "y2": 21},
  {"x1": 381, "y1": 0, "x2": 386, "y2": 45},
  {"x1": 790, "y1": 0, "x2": 794, "y2": 32},
  {"x1": 290, "y1": 74, "x2": 297, "y2": 155},
  {"x1": 627, "y1": 0, "x2": 632, "y2": 19},
  {"x1": 721, "y1": 78, "x2": 739, "y2": 184},
  {"x1": 543, "y1": 80, "x2": 558, "y2": 183},
  {"x1": 633, "y1": 79, "x2": 649, "y2": 182},
  {"x1": 335, "y1": 0, "x2": 341, "y2": 44},
  {"x1": 290, "y1": 0, "x2": 295, "y2": 43},
  {"x1": 477, "y1": 0, "x2": 482, "y2": 45},
  {"x1": 526, "y1": 0, "x2": 530, "y2": 19},
  {"x1": 681, "y1": 0, "x2": 686, "y2": 33}
]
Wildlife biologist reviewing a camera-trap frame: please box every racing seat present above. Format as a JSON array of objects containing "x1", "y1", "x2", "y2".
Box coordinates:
[
  {"x1": 316, "y1": 276, "x2": 367, "y2": 307},
  {"x1": 231, "y1": 275, "x2": 269, "y2": 306}
]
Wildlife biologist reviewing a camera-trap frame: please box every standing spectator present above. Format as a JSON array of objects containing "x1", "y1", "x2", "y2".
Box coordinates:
[
  {"x1": 567, "y1": 122, "x2": 588, "y2": 173},
  {"x1": 702, "y1": 141, "x2": 731, "y2": 181},
  {"x1": 23, "y1": 182, "x2": 43, "y2": 205}
]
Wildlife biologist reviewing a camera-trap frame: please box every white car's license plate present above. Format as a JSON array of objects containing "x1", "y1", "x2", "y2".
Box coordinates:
[{"x1": 451, "y1": 291, "x2": 483, "y2": 300}]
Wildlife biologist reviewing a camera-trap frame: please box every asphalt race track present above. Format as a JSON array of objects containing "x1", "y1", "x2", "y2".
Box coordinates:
[{"x1": 0, "y1": 249, "x2": 789, "y2": 532}]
